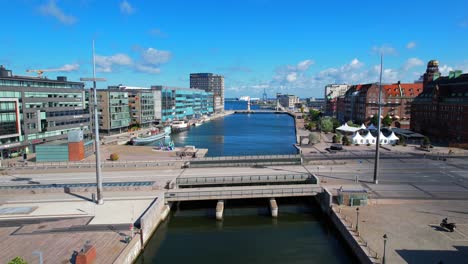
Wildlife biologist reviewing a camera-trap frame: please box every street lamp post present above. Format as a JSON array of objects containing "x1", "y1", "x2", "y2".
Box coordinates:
[
  {"x1": 32, "y1": 251, "x2": 43, "y2": 264},
  {"x1": 373, "y1": 54, "x2": 384, "y2": 184},
  {"x1": 383, "y1": 234, "x2": 388, "y2": 264},
  {"x1": 80, "y1": 40, "x2": 106, "y2": 205},
  {"x1": 356, "y1": 207, "x2": 360, "y2": 232}
]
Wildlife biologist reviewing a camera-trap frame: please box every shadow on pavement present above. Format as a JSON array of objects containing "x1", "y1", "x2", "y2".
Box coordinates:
[{"x1": 397, "y1": 246, "x2": 468, "y2": 264}]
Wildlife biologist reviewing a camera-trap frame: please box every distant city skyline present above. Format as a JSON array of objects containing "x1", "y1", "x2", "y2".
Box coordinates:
[{"x1": 1, "y1": 0, "x2": 467, "y2": 98}]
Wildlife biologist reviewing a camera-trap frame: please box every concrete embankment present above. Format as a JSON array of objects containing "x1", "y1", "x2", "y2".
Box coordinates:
[
  {"x1": 317, "y1": 188, "x2": 379, "y2": 264},
  {"x1": 113, "y1": 197, "x2": 171, "y2": 264}
]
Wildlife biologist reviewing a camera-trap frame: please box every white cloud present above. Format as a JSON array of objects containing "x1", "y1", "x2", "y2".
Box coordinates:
[
  {"x1": 120, "y1": 0, "x2": 135, "y2": 15},
  {"x1": 406, "y1": 41, "x2": 416, "y2": 49},
  {"x1": 372, "y1": 45, "x2": 397, "y2": 56},
  {"x1": 402, "y1": 58, "x2": 424, "y2": 71},
  {"x1": 48, "y1": 63, "x2": 80, "y2": 72},
  {"x1": 296, "y1": 60, "x2": 314, "y2": 71},
  {"x1": 95, "y1": 53, "x2": 133, "y2": 72},
  {"x1": 439, "y1": 65, "x2": 454, "y2": 76},
  {"x1": 140, "y1": 48, "x2": 171, "y2": 65},
  {"x1": 286, "y1": 72, "x2": 297, "y2": 82},
  {"x1": 39, "y1": 0, "x2": 77, "y2": 25},
  {"x1": 134, "y1": 64, "x2": 161, "y2": 74}
]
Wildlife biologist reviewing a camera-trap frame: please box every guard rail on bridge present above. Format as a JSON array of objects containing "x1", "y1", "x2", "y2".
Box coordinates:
[
  {"x1": 2, "y1": 160, "x2": 182, "y2": 170},
  {"x1": 188, "y1": 154, "x2": 302, "y2": 168},
  {"x1": 176, "y1": 173, "x2": 316, "y2": 187},
  {"x1": 165, "y1": 184, "x2": 322, "y2": 202}
]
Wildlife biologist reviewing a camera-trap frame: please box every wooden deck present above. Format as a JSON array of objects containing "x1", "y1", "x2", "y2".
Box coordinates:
[{"x1": 0, "y1": 217, "x2": 132, "y2": 264}]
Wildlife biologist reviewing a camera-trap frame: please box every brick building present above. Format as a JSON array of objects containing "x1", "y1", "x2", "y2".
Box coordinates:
[
  {"x1": 341, "y1": 82, "x2": 423, "y2": 128},
  {"x1": 411, "y1": 60, "x2": 468, "y2": 145}
]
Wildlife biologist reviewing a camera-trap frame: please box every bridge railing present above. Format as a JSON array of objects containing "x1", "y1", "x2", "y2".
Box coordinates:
[
  {"x1": 176, "y1": 173, "x2": 314, "y2": 186},
  {"x1": 191, "y1": 154, "x2": 301, "y2": 162},
  {"x1": 165, "y1": 185, "x2": 322, "y2": 201}
]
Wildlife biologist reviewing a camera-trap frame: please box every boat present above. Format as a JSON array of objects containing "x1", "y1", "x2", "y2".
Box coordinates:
[
  {"x1": 171, "y1": 120, "x2": 189, "y2": 131},
  {"x1": 130, "y1": 127, "x2": 171, "y2": 145},
  {"x1": 194, "y1": 121, "x2": 202, "y2": 127}
]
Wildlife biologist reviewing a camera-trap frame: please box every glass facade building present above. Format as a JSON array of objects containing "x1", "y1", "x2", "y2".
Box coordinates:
[
  {"x1": 0, "y1": 65, "x2": 90, "y2": 158},
  {"x1": 152, "y1": 86, "x2": 214, "y2": 122}
]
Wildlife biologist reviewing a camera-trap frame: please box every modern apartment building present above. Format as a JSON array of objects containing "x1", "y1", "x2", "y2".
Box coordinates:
[
  {"x1": 108, "y1": 86, "x2": 156, "y2": 128},
  {"x1": 342, "y1": 81, "x2": 423, "y2": 128},
  {"x1": 277, "y1": 93, "x2": 300, "y2": 109},
  {"x1": 0, "y1": 65, "x2": 90, "y2": 158},
  {"x1": 152, "y1": 85, "x2": 214, "y2": 122},
  {"x1": 89, "y1": 89, "x2": 131, "y2": 135},
  {"x1": 190, "y1": 73, "x2": 224, "y2": 113},
  {"x1": 411, "y1": 60, "x2": 468, "y2": 145},
  {"x1": 324, "y1": 84, "x2": 350, "y2": 117}
]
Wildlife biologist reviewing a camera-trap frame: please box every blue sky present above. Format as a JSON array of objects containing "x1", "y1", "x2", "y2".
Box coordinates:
[{"x1": 1, "y1": 0, "x2": 467, "y2": 98}]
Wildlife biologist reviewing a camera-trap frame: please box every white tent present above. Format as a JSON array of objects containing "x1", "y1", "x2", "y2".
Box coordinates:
[
  {"x1": 363, "y1": 131, "x2": 376, "y2": 144},
  {"x1": 360, "y1": 124, "x2": 366, "y2": 130},
  {"x1": 378, "y1": 131, "x2": 389, "y2": 145},
  {"x1": 387, "y1": 132, "x2": 400, "y2": 144},
  {"x1": 352, "y1": 132, "x2": 365, "y2": 145},
  {"x1": 336, "y1": 123, "x2": 361, "y2": 133}
]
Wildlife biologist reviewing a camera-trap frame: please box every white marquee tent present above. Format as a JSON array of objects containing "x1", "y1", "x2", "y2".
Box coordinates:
[{"x1": 352, "y1": 132, "x2": 365, "y2": 144}]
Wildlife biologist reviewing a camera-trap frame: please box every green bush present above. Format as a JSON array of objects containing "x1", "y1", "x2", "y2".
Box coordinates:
[
  {"x1": 8, "y1": 257, "x2": 28, "y2": 264},
  {"x1": 342, "y1": 136, "x2": 350, "y2": 146},
  {"x1": 110, "y1": 153, "x2": 119, "y2": 161}
]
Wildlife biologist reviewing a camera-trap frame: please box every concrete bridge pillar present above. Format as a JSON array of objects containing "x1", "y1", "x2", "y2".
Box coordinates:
[
  {"x1": 269, "y1": 198, "x2": 278, "y2": 218},
  {"x1": 216, "y1": 200, "x2": 224, "y2": 221}
]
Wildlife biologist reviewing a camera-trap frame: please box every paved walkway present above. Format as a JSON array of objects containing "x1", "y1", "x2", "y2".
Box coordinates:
[{"x1": 338, "y1": 200, "x2": 468, "y2": 264}]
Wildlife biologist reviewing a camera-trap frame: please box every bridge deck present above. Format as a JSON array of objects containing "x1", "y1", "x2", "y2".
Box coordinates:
[
  {"x1": 176, "y1": 173, "x2": 315, "y2": 186},
  {"x1": 165, "y1": 184, "x2": 322, "y2": 201}
]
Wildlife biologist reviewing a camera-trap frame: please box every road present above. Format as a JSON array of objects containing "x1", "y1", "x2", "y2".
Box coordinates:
[{"x1": 1, "y1": 157, "x2": 467, "y2": 200}]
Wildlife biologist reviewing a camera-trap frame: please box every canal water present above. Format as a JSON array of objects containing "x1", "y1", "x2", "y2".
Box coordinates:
[
  {"x1": 169, "y1": 113, "x2": 297, "y2": 157},
  {"x1": 135, "y1": 198, "x2": 356, "y2": 264}
]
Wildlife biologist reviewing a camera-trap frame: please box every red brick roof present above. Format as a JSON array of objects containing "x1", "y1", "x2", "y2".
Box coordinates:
[{"x1": 384, "y1": 83, "x2": 423, "y2": 97}]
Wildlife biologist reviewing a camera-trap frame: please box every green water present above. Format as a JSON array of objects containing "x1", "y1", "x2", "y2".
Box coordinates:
[{"x1": 135, "y1": 199, "x2": 356, "y2": 264}]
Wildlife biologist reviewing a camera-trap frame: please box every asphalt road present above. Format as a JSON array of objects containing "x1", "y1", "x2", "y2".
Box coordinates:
[{"x1": 1, "y1": 158, "x2": 467, "y2": 200}]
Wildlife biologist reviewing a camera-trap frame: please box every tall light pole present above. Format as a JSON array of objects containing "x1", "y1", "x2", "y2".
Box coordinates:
[
  {"x1": 32, "y1": 251, "x2": 43, "y2": 264},
  {"x1": 356, "y1": 207, "x2": 360, "y2": 232},
  {"x1": 81, "y1": 40, "x2": 106, "y2": 205},
  {"x1": 382, "y1": 234, "x2": 388, "y2": 264},
  {"x1": 373, "y1": 54, "x2": 383, "y2": 184}
]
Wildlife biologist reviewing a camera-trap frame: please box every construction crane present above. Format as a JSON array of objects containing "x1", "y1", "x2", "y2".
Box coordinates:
[{"x1": 26, "y1": 68, "x2": 59, "y2": 77}]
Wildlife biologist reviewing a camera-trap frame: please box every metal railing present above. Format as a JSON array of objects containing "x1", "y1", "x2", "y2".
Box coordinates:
[
  {"x1": 165, "y1": 185, "x2": 322, "y2": 201},
  {"x1": 176, "y1": 173, "x2": 314, "y2": 186},
  {"x1": 191, "y1": 154, "x2": 301, "y2": 162}
]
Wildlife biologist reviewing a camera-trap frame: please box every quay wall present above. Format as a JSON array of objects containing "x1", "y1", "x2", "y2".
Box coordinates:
[
  {"x1": 317, "y1": 189, "x2": 379, "y2": 264},
  {"x1": 113, "y1": 197, "x2": 170, "y2": 264}
]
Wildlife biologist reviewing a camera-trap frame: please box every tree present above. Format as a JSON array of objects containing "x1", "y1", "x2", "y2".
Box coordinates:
[
  {"x1": 331, "y1": 118, "x2": 340, "y2": 130},
  {"x1": 347, "y1": 120, "x2": 359, "y2": 128},
  {"x1": 423, "y1": 136, "x2": 431, "y2": 146},
  {"x1": 300, "y1": 106, "x2": 305, "y2": 113},
  {"x1": 398, "y1": 136, "x2": 406, "y2": 146},
  {"x1": 370, "y1": 115, "x2": 379, "y2": 126},
  {"x1": 308, "y1": 109, "x2": 322, "y2": 121},
  {"x1": 8, "y1": 257, "x2": 28, "y2": 264},
  {"x1": 308, "y1": 132, "x2": 319, "y2": 144},
  {"x1": 342, "y1": 135, "x2": 350, "y2": 146},
  {"x1": 305, "y1": 121, "x2": 316, "y2": 131},
  {"x1": 382, "y1": 115, "x2": 392, "y2": 127},
  {"x1": 320, "y1": 118, "x2": 333, "y2": 133},
  {"x1": 333, "y1": 133, "x2": 342, "y2": 143}
]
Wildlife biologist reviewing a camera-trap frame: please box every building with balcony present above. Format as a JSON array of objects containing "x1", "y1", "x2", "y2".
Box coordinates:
[
  {"x1": 411, "y1": 60, "x2": 468, "y2": 145},
  {"x1": 190, "y1": 73, "x2": 224, "y2": 113},
  {"x1": 107, "y1": 86, "x2": 156, "y2": 128},
  {"x1": 152, "y1": 86, "x2": 214, "y2": 122},
  {"x1": 0, "y1": 65, "x2": 90, "y2": 158},
  {"x1": 89, "y1": 89, "x2": 131, "y2": 135}
]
